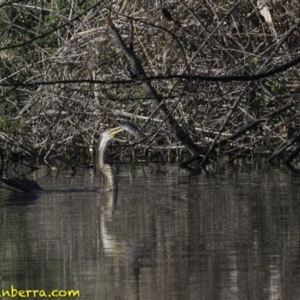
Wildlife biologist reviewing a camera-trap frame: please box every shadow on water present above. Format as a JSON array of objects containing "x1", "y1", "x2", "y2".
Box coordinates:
[{"x1": 0, "y1": 163, "x2": 300, "y2": 299}]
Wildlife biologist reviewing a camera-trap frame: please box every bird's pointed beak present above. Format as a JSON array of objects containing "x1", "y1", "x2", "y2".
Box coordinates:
[{"x1": 109, "y1": 127, "x2": 124, "y2": 138}]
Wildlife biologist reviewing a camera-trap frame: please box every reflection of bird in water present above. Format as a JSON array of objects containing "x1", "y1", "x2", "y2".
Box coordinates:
[{"x1": 1, "y1": 123, "x2": 143, "y2": 193}]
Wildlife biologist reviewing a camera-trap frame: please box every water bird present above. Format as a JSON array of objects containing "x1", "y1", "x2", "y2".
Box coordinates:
[{"x1": 0, "y1": 123, "x2": 143, "y2": 193}]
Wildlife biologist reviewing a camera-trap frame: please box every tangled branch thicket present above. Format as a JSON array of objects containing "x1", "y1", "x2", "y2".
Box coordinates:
[{"x1": 0, "y1": 0, "x2": 300, "y2": 166}]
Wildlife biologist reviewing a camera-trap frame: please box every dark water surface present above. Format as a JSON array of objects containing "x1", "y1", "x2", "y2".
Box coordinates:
[{"x1": 1, "y1": 163, "x2": 300, "y2": 299}]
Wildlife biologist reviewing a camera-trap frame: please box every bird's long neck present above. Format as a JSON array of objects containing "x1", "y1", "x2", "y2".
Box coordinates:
[{"x1": 96, "y1": 136, "x2": 117, "y2": 191}]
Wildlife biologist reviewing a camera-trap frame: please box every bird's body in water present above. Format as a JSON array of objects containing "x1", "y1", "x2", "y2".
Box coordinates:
[{"x1": 0, "y1": 124, "x2": 142, "y2": 193}]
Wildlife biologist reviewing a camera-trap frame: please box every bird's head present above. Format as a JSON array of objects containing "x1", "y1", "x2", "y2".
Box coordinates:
[
  {"x1": 101, "y1": 127, "x2": 124, "y2": 143},
  {"x1": 99, "y1": 122, "x2": 143, "y2": 149}
]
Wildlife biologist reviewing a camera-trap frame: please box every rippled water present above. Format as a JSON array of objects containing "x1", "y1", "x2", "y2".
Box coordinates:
[{"x1": 0, "y1": 163, "x2": 300, "y2": 299}]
